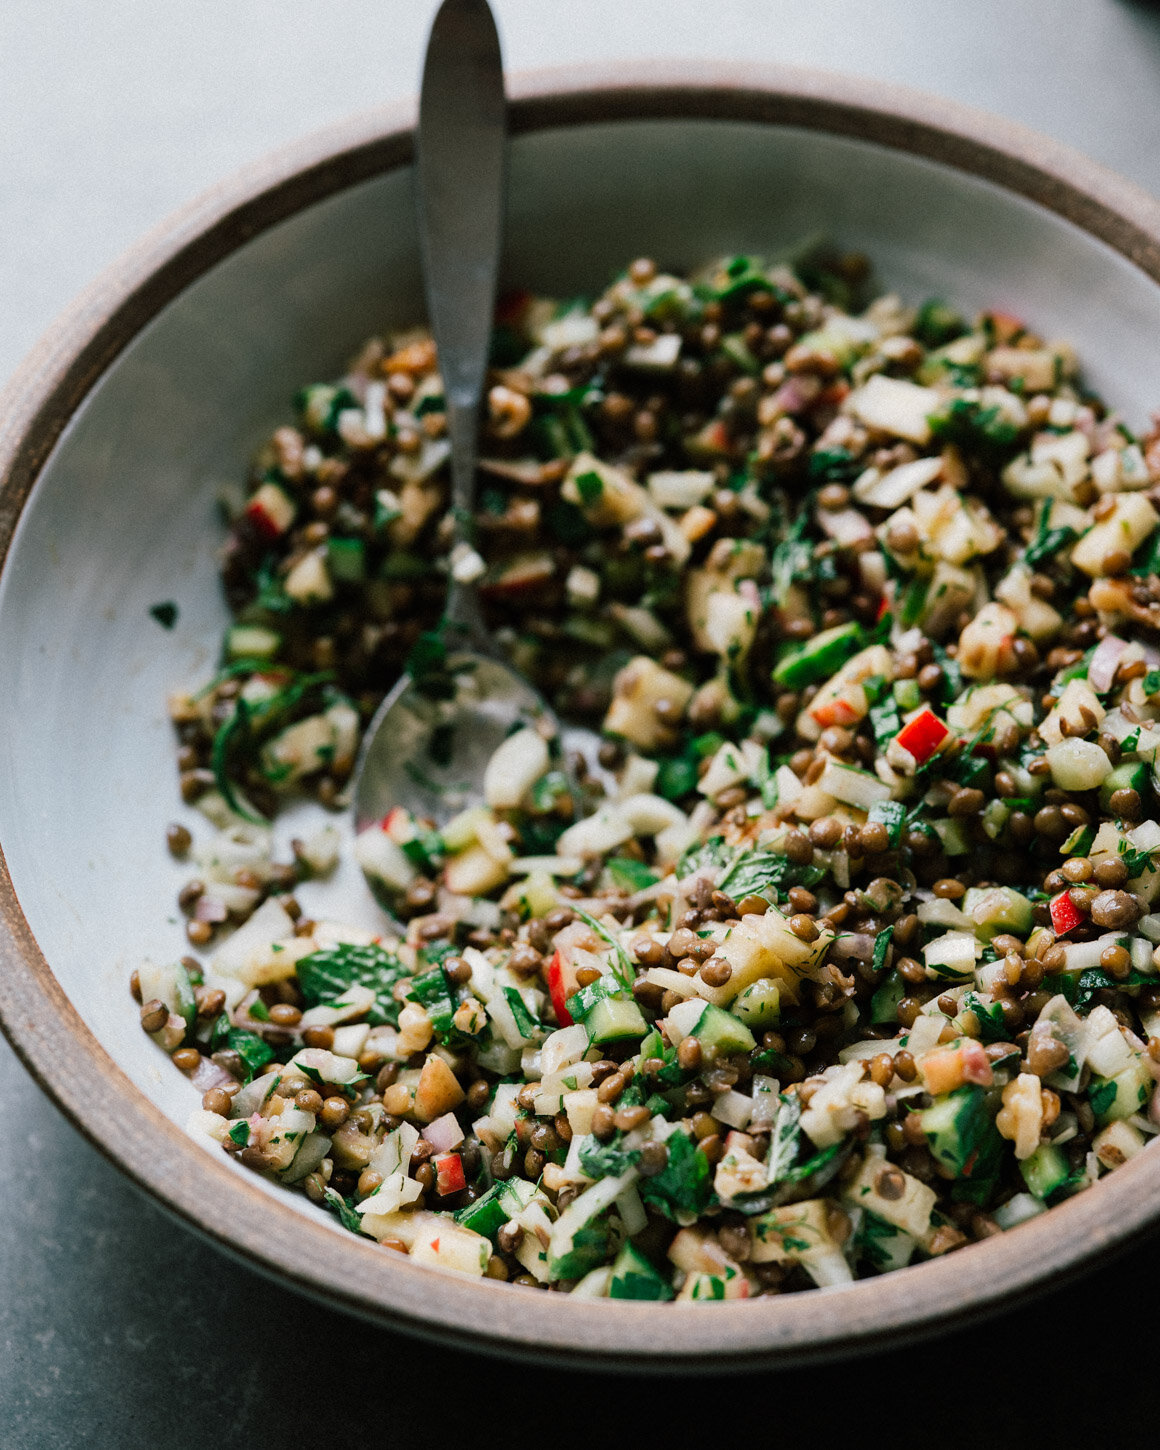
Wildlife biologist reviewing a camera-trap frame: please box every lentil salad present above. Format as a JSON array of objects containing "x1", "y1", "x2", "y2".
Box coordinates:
[{"x1": 139, "y1": 246, "x2": 1160, "y2": 1300}]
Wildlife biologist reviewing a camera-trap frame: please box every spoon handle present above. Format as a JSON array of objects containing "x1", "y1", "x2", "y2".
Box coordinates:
[{"x1": 415, "y1": 0, "x2": 506, "y2": 635}]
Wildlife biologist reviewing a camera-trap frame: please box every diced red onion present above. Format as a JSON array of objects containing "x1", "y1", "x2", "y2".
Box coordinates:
[
  {"x1": 1087, "y1": 634, "x2": 1128, "y2": 693},
  {"x1": 422, "y1": 1112, "x2": 465, "y2": 1152},
  {"x1": 194, "y1": 894, "x2": 230, "y2": 924},
  {"x1": 817, "y1": 507, "x2": 873, "y2": 547},
  {"x1": 191, "y1": 1055, "x2": 236, "y2": 1094},
  {"x1": 772, "y1": 375, "x2": 821, "y2": 415},
  {"x1": 828, "y1": 932, "x2": 876, "y2": 962}
]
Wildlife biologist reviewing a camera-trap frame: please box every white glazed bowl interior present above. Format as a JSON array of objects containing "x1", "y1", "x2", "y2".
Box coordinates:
[{"x1": 3, "y1": 111, "x2": 1160, "y2": 1264}]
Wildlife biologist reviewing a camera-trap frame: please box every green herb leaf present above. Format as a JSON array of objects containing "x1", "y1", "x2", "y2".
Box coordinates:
[
  {"x1": 503, "y1": 985, "x2": 540, "y2": 1039},
  {"x1": 606, "y1": 857, "x2": 660, "y2": 892},
  {"x1": 766, "y1": 1093, "x2": 803, "y2": 1185},
  {"x1": 718, "y1": 849, "x2": 825, "y2": 902},
  {"x1": 655, "y1": 753, "x2": 700, "y2": 801},
  {"x1": 569, "y1": 905, "x2": 635, "y2": 989},
  {"x1": 638, "y1": 1130, "x2": 712, "y2": 1222},
  {"x1": 322, "y1": 1186, "x2": 365, "y2": 1235},
  {"x1": 149, "y1": 601, "x2": 179, "y2": 630},
  {"x1": 578, "y1": 1132, "x2": 640, "y2": 1179},
  {"x1": 677, "y1": 835, "x2": 732, "y2": 878},
  {"x1": 226, "y1": 1029, "x2": 274, "y2": 1083},
  {"x1": 1025, "y1": 525, "x2": 1077, "y2": 568},
  {"x1": 914, "y1": 299, "x2": 966, "y2": 348},
  {"x1": 928, "y1": 396, "x2": 1021, "y2": 464},
  {"x1": 1061, "y1": 967, "x2": 1153, "y2": 1012},
  {"x1": 575, "y1": 469, "x2": 604, "y2": 506},
  {"x1": 296, "y1": 942, "x2": 411, "y2": 1027}
]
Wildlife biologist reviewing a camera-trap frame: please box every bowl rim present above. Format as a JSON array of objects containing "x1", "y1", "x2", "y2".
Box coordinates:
[{"x1": 3, "y1": 59, "x2": 1160, "y2": 1370}]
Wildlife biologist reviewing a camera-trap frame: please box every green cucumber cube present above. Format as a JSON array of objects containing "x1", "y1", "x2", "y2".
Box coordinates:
[
  {"x1": 608, "y1": 1242, "x2": 673, "y2": 1301},
  {"x1": 586, "y1": 996, "x2": 648, "y2": 1046}
]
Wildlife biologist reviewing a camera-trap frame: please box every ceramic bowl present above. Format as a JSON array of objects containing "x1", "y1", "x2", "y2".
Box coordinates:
[{"x1": 4, "y1": 62, "x2": 1160, "y2": 1371}]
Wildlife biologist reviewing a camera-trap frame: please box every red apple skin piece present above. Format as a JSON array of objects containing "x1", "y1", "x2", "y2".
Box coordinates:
[
  {"x1": 547, "y1": 950, "x2": 575, "y2": 1026},
  {"x1": 434, "y1": 1152, "x2": 466, "y2": 1196}
]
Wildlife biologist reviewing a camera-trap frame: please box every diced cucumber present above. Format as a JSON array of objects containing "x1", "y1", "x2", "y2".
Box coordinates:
[
  {"x1": 457, "y1": 1176, "x2": 540, "y2": 1246},
  {"x1": 548, "y1": 1170, "x2": 635, "y2": 1279},
  {"x1": 638, "y1": 1027, "x2": 665, "y2": 1064},
  {"x1": 608, "y1": 1242, "x2": 674, "y2": 1301},
  {"x1": 227, "y1": 624, "x2": 281, "y2": 660},
  {"x1": 920, "y1": 1085, "x2": 991, "y2": 1175},
  {"x1": 732, "y1": 980, "x2": 781, "y2": 1029},
  {"x1": 327, "y1": 535, "x2": 366, "y2": 583},
  {"x1": 892, "y1": 677, "x2": 923, "y2": 711},
  {"x1": 931, "y1": 817, "x2": 971, "y2": 856},
  {"x1": 818, "y1": 760, "x2": 891, "y2": 810},
  {"x1": 585, "y1": 996, "x2": 648, "y2": 1046},
  {"x1": 855, "y1": 1210, "x2": 917, "y2": 1274},
  {"x1": 1021, "y1": 1142, "x2": 1070, "y2": 1201},
  {"x1": 1058, "y1": 823, "x2": 1094, "y2": 857},
  {"x1": 923, "y1": 931, "x2": 978, "y2": 980},
  {"x1": 870, "y1": 969, "x2": 906, "y2": 1025},
  {"x1": 1089, "y1": 1058, "x2": 1152, "y2": 1126},
  {"x1": 565, "y1": 975, "x2": 615, "y2": 1024},
  {"x1": 962, "y1": 886, "x2": 1034, "y2": 943},
  {"x1": 499, "y1": 1177, "x2": 538, "y2": 1215},
  {"x1": 693, "y1": 1003, "x2": 756, "y2": 1060},
  {"x1": 454, "y1": 1183, "x2": 508, "y2": 1241},
  {"x1": 1100, "y1": 760, "x2": 1150, "y2": 813},
  {"x1": 772, "y1": 621, "x2": 863, "y2": 689},
  {"x1": 172, "y1": 958, "x2": 198, "y2": 1030}
]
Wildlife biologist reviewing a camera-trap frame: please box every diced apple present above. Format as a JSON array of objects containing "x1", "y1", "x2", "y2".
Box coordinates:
[
  {"x1": 284, "y1": 547, "x2": 333, "y2": 604},
  {"x1": 798, "y1": 644, "x2": 892, "y2": 742},
  {"x1": 410, "y1": 1219, "x2": 491, "y2": 1276},
  {"x1": 957, "y1": 602, "x2": 1018, "y2": 679},
  {"x1": 245, "y1": 482, "x2": 296, "y2": 540},
  {"x1": 483, "y1": 727, "x2": 550, "y2": 810},
  {"x1": 702, "y1": 590, "x2": 759, "y2": 663},
  {"x1": 987, "y1": 346, "x2": 1068, "y2": 393},
  {"x1": 1038, "y1": 677, "x2": 1105, "y2": 746},
  {"x1": 844, "y1": 1145, "x2": 936, "y2": 1240},
  {"x1": 686, "y1": 538, "x2": 766, "y2": 652},
  {"x1": 478, "y1": 552, "x2": 556, "y2": 599},
  {"x1": 749, "y1": 1198, "x2": 853, "y2": 1285},
  {"x1": 647, "y1": 469, "x2": 715, "y2": 510},
  {"x1": 994, "y1": 563, "x2": 1063, "y2": 641},
  {"x1": 562, "y1": 451, "x2": 646, "y2": 525},
  {"x1": 443, "y1": 842, "x2": 509, "y2": 896},
  {"x1": 211, "y1": 897, "x2": 315, "y2": 987},
  {"x1": 414, "y1": 1054, "x2": 466, "y2": 1123},
  {"x1": 853, "y1": 454, "x2": 943, "y2": 509},
  {"x1": 603, "y1": 657, "x2": 694, "y2": 751},
  {"x1": 846, "y1": 374, "x2": 941, "y2": 444},
  {"x1": 355, "y1": 826, "x2": 418, "y2": 895},
  {"x1": 1071, "y1": 493, "x2": 1159, "y2": 576},
  {"x1": 703, "y1": 908, "x2": 834, "y2": 1006}
]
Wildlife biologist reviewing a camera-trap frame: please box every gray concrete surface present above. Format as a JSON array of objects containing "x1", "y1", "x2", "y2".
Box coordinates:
[{"x1": 3, "y1": 2, "x2": 1160, "y2": 1444}]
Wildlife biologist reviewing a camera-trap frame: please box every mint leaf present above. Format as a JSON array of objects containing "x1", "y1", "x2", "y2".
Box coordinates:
[{"x1": 296, "y1": 941, "x2": 411, "y2": 1027}]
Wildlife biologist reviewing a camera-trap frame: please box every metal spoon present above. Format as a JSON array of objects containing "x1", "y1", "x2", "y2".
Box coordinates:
[{"x1": 354, "y1": 0, "x2": 560, "y2": 833}]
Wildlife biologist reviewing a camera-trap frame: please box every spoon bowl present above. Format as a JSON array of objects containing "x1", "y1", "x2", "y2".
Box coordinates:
[
  {"x1": 354, "y1": 0, "x2": 551, "y2": 843},
  {"x1": 354, "y1": 648, "x2": 553, "y2": 831}
]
